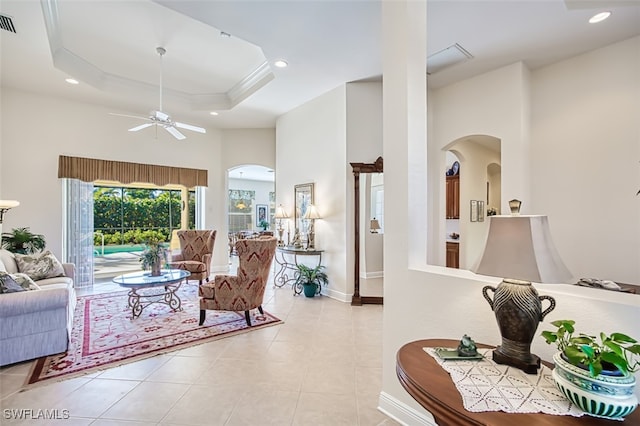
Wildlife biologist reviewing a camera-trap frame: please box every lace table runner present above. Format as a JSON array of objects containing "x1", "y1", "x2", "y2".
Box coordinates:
[{"x1": 424, "y1": 347, "x2": 586, "y2": 417}]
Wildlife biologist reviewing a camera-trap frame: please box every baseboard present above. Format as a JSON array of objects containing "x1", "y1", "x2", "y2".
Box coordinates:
[
  {"x1": 378, "y1": 391, "x2": 436, "y2": 426},
  {"x1": 322, "y1": 287, "x2": 351, "y2": 303}
]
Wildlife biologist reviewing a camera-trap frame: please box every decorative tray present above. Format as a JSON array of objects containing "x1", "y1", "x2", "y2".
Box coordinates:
[{"x1": 434, "y1": 347, "x2": 484, "y2": 360}]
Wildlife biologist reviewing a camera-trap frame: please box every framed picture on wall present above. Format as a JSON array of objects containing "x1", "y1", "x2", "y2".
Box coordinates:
[
  {"x1": 294, "y1": 183, "x2": 314, "y2": 232},
  {"x1": 256, "y1": 204, "x2": 268, "y2": 227}
]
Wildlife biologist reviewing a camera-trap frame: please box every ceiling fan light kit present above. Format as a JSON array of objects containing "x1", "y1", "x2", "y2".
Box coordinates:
[{"x1": 112, "y1": 46, "x2": 206, "y2": 140}]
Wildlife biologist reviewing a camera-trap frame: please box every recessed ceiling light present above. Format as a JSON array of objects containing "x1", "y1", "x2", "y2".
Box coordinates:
[
  {"x1": 589, "y1": 11, "x2": 611, "y2": 24},
  {"x1": 274, "y1": 60, "x2": 288, "y2": 68},
  {"x1": 65, "y1": 78, "x2": 79, "y2": 85},
  {"x1": 209, "y1": 111, "x2": 219, "y2": 116}
]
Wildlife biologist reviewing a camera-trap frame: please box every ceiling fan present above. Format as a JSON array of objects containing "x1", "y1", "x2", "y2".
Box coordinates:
[{"x1": 111, "y1": 47, "x2": 206, "y2": 140}]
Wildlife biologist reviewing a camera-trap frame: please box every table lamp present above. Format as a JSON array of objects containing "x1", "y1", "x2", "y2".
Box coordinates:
[
  {"x1": 0, "y1": 200, "x2": 20, "y2": 236},
  {"x1": 471, "y1": 212, "x2": 573, "y2": 374},
  {"x1": 302, "y1": 204, "x2": 321, "y2": 249},
  {"x1": 274, "y1": 204, "x2": 289, "y2": 246},
  {"x1": 370, "y1": 218, "x2": 381, "y2": 233}
]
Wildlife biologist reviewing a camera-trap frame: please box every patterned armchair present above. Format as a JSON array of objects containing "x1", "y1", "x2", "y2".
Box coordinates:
[
  {"x1": 169, "y1": 230, "x2": 216, "y2": 285},
  {"x1": 198, "y1": 236, "x2": 277, "y2": 326}
]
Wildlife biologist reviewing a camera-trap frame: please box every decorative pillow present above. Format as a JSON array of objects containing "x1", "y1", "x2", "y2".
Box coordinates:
[
  {"x1": 14, "y1": 250, "x2": 65, "y2": 281},
  {"x1": 9, "y1": 272, "x2": 40, "y2": 291},
  {"x1": 0, "y1": 274, "x2": 25, "y2": 293}
]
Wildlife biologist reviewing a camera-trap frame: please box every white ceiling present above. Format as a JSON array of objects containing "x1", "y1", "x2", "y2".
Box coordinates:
[{"x1": 1, "y1": 0, "x2": 639, "y2": 134}]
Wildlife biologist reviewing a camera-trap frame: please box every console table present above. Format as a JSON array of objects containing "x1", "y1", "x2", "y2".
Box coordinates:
[
  {"x1": 274, "y1": 247, "x2": 324, "y2": 295},
  {"x1": 396, "y1": 339, "x2": 639, "y2": 425}
]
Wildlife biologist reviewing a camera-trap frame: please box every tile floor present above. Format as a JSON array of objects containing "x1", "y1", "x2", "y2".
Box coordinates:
[{"x1": 0, "y1": 259, "x2": 399, "y2": 425}]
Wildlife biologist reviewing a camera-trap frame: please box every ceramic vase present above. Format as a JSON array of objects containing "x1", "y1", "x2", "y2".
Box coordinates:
[
  {"x1": 150, "y1": 261, "x2": 162, "y2": 277},
  {"x1": 552, "y1": 352, "x2": 638, "y2": 419},
  {"x1": 482, "y1": 278, "x2": 556, "y2": 373}
]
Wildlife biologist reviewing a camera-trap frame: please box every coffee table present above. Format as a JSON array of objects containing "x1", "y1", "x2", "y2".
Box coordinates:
[{"x1": 112, "y1": 269, "x2": 190, "y2": 318}]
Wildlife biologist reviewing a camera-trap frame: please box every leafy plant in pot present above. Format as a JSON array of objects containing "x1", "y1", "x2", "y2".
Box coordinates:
[
  {"x1": 541, "y1": 319, "x2": 640, "y2": 419},
  {"x1": 139, "y1": 236, "x2": 168, "y2": 277},
  {"x1": 294, "y1": 264, "x2": 328, "y2": 297},
  {"x1": 1, "y1": 227, "x2": 46, "y2": 254}
]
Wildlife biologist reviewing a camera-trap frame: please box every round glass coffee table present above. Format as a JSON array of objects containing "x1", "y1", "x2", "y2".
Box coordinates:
[{"x1": 112, "y1": 269, "x2": 190, "y2": 319}]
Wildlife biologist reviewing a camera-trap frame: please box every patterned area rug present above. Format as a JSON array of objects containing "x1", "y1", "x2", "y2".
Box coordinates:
[{"x1": 26, "y1": 284, "x2": 282, "y2": 386}]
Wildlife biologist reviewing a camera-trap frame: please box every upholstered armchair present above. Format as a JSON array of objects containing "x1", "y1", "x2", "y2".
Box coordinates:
[
  {"x1": 169, "y1": 230, "x2": 216, "y2": 285},
  {"x1": 199, "y1": 236, "x2": 277, "y2": 326}
]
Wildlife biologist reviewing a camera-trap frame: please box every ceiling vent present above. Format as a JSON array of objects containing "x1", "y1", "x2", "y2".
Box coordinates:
[
  {"x1": 0, "y1": 14, "x2": 16, "y2": 34},
  {"x1": 427, "y1": 43, "x2": 473, "y2": 75}
]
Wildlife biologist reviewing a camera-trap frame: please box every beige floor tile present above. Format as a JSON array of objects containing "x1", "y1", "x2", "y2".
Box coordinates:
[
  {"x1": 90, "y1": 420, "x2": 156, "y2": 425},
  {"x1": 218, "y1": 338, "x2": 273, "y2": 360},
  {"x1": 194, "y1": 358, "x2": 264, "y2": 387},
  {"x1": 356, "y1": 366, "x2": 383, "y2": 395},
  {"x1": 160, "y1": 383, "x2": 245, "y2": 425},
  {"x1": 0, "y1": 373, "x2": 28, "y2": 400},
  {"x1": 301, "y1": 362, "x2": 356, "y2": 395},
  {"x1": 259, "y1": 360, "x2": 306, "y2": 392},
  {"x1": 144, "y1": 355, "x2": 214, "y2": 384},
  {"x1": 293, "y1": 391, "x2": 358, "y2": 426},
  {"x1": 0, "y1": 360, "x2": 34, "y2": 376},
  {"x1": 170, "y1": 338, "x2": 232, "y2": 358},
  {"x1": 95, "y1": 354, "x2": 172, "y2": 381},
  {"x1": 99, "y1": 381, "x2": 189, "y2": 422},
  {"x1": 1, "y1": 376, "x2": 92, "y2": 409},
  {"x1": 357, "y1": 392, "x2": 402, "y2": 426},
  {"x1": 355, "y1": 343, "x2": 383, "y2": 368},
  {"x1": 225, "y1": 389, "x2": 299, "y2": 425},
  {"x1": 55, "y1": 378, "x2": 140, "y2": 418}
]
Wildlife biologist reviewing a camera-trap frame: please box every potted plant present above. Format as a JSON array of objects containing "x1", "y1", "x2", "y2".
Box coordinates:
[
  {"x1": 139, "y1": 236, "x2": 168, "y2": 277},
  {"x1": 259, "y1": 219, "x2": 269, "y2": 231},
  {"x1": 541, "y1": 319, "x2": 639, "y2": 419},
  {"x1": 293, "y1": 264, "x2": 328, "y2": 297},
  {"x1": 1, "y1": 227, "x2": 46, "y2": 254}
]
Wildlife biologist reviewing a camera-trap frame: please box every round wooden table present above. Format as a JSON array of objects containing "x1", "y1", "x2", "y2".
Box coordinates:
[{"x1": 396, "y1": 339, "x2": 639, "y2": 425}]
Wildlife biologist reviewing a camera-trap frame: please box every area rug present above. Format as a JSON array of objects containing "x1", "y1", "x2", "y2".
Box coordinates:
[{"x1": 26, "y1": 284, "x2": 282, "y2": 386}]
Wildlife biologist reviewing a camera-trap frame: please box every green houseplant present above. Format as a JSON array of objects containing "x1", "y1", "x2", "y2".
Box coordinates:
[
  {"x1": 541, "y1": 319, "x2": 639, "y2": 419},
  {"x1": 1, "y1": 227, "x2": 46, "y2": 254},
  {"x1": 259, "y1": 219, "x2": 269, "y2": 231},
  {"x1": 139, "y1": 236, "x2": 168, "y2": 276},
  {"x1": 294, "y1": 264, "x2": 328, "y2": 297},
  {"x1": 541, "y1": 319, "x2": 640, "y2": 377}
]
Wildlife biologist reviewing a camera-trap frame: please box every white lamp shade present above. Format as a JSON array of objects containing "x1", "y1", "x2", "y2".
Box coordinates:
[
  {"x1": 0, "y1": 200, "x2": 20, "y2": 209},
  {"x1": 471, "y1": 215, "x2": 573, "y2": 284},
  {"x1": 274, "y1": 205, "x2": 289, "y2": 219},
  {"x1": 303, "y1": 204, "x2": 321, "y2": 220}
]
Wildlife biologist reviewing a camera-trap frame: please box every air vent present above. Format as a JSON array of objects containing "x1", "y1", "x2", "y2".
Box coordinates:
[
  {"x1": 427, "y1": 43, "x2": 473, "y2": 75},
  {"x1": 0, "y1": 14, "x2": 16, "y2": 33}
]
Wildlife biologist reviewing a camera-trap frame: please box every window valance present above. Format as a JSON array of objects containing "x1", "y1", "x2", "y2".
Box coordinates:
[{"x1": 58, "y1": 155, "x2": 208, "y2": 188}]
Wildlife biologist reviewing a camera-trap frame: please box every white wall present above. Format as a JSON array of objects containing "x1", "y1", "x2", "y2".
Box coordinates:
[
  {"x1": 0, "y1": 88, "x2": 225, "y2": 266},
  {"x1": 381, "y1": 33, "x2": 640, "y2": 424},
  {"x1": 276, "y1": 85, "x2": 349, "y2": 300},
  {"x1": 531, "y1": 36, "x2": 640, "y2": 284}
]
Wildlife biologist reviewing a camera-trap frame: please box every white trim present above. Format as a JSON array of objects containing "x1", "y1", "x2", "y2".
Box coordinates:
[
  {"x1": 378, "y1": 391, "x2": 437, "y2": 426},
  {"x1": 361, "y1": 270, "x2": 384, "y2": 279},
  {"x1": 322, "y1": 287, "x2": 351, "y2": 303}
]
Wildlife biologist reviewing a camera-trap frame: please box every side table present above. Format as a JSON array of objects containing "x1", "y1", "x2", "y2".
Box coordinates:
[
  {"x1": 396, "y1": 338, "x2": 639, "y2": 426},
  {"x1": 274, "y1": 246, "x2": 324, "y2": 295}
]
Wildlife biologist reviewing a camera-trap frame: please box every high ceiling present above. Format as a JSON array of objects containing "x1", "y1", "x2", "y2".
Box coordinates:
[{"x1": 1, "y1": 0, "x2": 639, "y2": 133}]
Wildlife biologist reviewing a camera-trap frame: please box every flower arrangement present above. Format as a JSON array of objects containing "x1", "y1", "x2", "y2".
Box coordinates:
[{"x1": 487, "y1": 206, "x2": 497, "y2": 216}]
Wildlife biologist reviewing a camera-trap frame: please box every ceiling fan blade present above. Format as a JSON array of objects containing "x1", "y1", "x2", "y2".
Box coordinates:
[
  {"x1": 110, "y1": 112, "x2": 150, "y2": 121},
  {"x1": 175, "y1": 122, "x2": 206, "y2": 134},
  {"x1": 164, "y1": 125, "x2": 186, "y2": 140},
  {"x1": 129, "y1": 123, "x2": 154, "y2": 132}
]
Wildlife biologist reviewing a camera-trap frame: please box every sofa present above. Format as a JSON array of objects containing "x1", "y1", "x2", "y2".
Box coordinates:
[{"x1": 0, "y1": 249, "x2": 76, "y2": 366}]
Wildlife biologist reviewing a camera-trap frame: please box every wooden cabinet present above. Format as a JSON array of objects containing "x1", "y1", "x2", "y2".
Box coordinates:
[
  {"x1": 445, "y1": 175, "x2": 460, "y2": 219},
  {"x1": 446, "y1": 242, "x2": 459, "y2": 269}
]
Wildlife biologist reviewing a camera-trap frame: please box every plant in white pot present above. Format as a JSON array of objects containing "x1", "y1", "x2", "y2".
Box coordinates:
[{"x1": 541, "y1": 319, "x2": 640, "y2": 419}]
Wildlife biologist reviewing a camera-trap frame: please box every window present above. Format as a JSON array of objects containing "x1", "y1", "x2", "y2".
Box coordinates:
[{"x1": 228, "y1": 189, "x2": 255, "y2": 233}]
